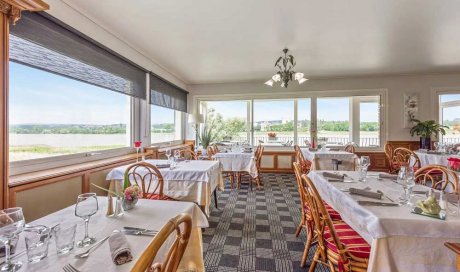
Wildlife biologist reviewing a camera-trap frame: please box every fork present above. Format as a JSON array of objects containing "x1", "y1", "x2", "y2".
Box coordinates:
[{"x1": 63, "y1": 264, "x2": 80, "y2": 272}]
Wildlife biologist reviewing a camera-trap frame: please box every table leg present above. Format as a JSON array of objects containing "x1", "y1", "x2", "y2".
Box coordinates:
[{"x1": 214, "y1": 189, "x2": 218, "y2": 209}]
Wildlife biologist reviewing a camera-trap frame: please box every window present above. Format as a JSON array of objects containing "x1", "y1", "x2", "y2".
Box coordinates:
[
  {"x1": 254, "y1": 100, "x2": 294, "y2": 146},
  {"x1": 204, "y1": 101, "x2": 249, "y2": 142},
  {"x1": 9, "y1": 62, "x2": 131, "y2": 162},
  {"x1": 439, "y1": 94, "x2": 460, "y2": 144},
  {"x1": 317, "y1": 98, "x2": 350, "y2": 145},
  {"x1": 359, "y1": 97, "x2": 380, "y2": 147},
  {"x1": 151, "y1": 105, "x2": 182, "y2": 143}
]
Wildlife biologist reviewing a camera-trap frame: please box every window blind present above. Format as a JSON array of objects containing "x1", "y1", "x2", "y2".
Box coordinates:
[
  {"x1": 9, "y1": 12, "x2": 147, "y2": 99},
  {"x1": 149, "y1": 73, "x2": 188, "y2": 112}
]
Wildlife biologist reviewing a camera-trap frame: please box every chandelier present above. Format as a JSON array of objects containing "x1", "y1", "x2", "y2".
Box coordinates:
[{"x1": 264, "y1": 48, "x2": 308, "y2": 88}]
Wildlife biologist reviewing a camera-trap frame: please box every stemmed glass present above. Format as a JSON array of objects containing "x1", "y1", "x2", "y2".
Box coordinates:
[
  {"x1": 405, "y1": 167, "x2": 416, "y2": 205},
  {"x1": 165, "y1": 149, "x2": 171, "y2": 162},
  {"x1": 75, "y1": 193, "x2": 98, "y2": 247},
  {"x1": 174, "y1": 150, "x2": 180, "y2": 161},
  {"x1": 360, "y1": 156, "x2": 371, "y2": 168},
  {"x1": 433, "y1": 142, "x2": 439, "y2": 152},
  {"x1": 0, "y1": 207, "x2": 25, "y2": 271}
]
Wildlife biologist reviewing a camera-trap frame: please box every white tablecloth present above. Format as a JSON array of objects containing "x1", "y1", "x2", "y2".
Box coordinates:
[
  {"x1": 17, "y1": 197, "x2": 208, "y2": 272},
  {"x1": 301, "y1": 149, "x2": 357, "y2": 170},
  {"x1": 415, "y1": 151, "x2": 457, "y2": 167},
  {"x1": 308, "y1": 170, "x2": 460, "y2": 272},
  {"x1": 106, "y1": 160, "x2": 224, "y2": 215},
  {"x1": 213, "y1": 152, "x2": 258, "y2": 178}
]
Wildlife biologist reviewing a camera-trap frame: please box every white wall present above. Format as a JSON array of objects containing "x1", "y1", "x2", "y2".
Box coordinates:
[{"x1": 187, "y1": 72, "x2": 460, "y2": 141}]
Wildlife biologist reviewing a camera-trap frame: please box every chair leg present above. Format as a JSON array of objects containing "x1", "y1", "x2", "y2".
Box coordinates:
[
  {"x1": 308, "y1": 247, "x2": 321, "y2": 272},
  {"x1": 301, "y1": 225, "x2": 314, "y2": 267},
  {"x1": 229, "y1": 173, "x2": 234, "y2": 189},
  {"x1": 214, "y1": 189, "x2": 218, "y2": 209},
  {"x1": 295, "y1": 222, "x2": 303, "y2": 238}
]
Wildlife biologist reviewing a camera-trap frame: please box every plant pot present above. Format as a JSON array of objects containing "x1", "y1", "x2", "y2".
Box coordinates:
[
  {"x1": 122, "y1": 198, "x2": 138, "y2": 211},
  {"x1": 420, "y1": 137, "x2": 431, "y2": 150},
  {"x1": 268, "y1": 137, "x2": 277, "y2": 141}
]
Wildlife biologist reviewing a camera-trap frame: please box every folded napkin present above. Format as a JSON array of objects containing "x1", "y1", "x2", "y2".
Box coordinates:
[
  {"x1": 155, "y1": 164, "x2": 170, "y2": 169},
  {"x1": 109, "y1": 231, "x2": 133, "y2": 265},
  {"x1": 378, "y1": 173, "x2": 398, "y2": 180},
  {"x1": 349, "y1": 188, "x2": 382, "y2": 199},
  {"x1": 309, "y1": 148, "x2": 318, "y2": 151},
  {"x1": 322, "y1": 172, "x2": 345, "y2": 180}
]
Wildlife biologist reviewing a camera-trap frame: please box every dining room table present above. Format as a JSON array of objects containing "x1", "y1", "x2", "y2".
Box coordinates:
[
  {"x1": 415, "y1": 150, "x2": 459, "y2": 167},
  {"x1": 106, "y1": 159, "x2": 224, "y2": 216},
  {"x1": 212, "y1": 151, "x2": 258, "y2": 178},
  {"x1": 307, "y1": 170, "x2": 460, "y2": 272},
  {"x1": 301, "y1": 148, "x2": 357, "y2": 170},
  {"x1": 8, "y1": 197, "x2": 208, "y2": 272}
]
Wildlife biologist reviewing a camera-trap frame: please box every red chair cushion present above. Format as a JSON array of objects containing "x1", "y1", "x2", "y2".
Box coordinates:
[
  {"x1": 325, "y1": 221, "x2": 371, "y2": 259},
  {"x1": 146, "y1": 193, "x2": 174, "y2": 201},
  {"x1": 304, "y1": 202, "x2": 342, "y2": 221}
]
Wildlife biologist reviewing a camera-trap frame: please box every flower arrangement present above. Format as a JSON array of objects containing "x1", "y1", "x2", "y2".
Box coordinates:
[
  {"x1": 124, "y1": 185, "x2": 140, "y2": 202},
  {"x1": 91, "y1": 183, "x2": 141, "y2": 211},
  {"x1": 267, "y1": 132, "x2": 277, "y2": 138},
  {"x1": 447, "y1": 157, "x2": 460, "y2": 172}
]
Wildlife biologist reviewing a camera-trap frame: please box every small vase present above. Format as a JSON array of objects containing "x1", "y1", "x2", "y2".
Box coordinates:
[
  {"x1": 420, "y1": 137, "x2": 431, "y2": 150},
  {"x1": 122, "y1": 198, "x2": 138, "y2": 211}
]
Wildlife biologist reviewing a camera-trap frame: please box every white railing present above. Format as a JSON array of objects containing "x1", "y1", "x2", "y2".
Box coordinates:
[{"x1": 230, "y1": 135, "x2": 380, "y2": 147}]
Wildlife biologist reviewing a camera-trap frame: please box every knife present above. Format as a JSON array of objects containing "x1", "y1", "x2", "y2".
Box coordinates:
[
  {"x1": 121, "y1": 230, "x2": 158, "y2": 236},
  {"x1": 123, "y1": 226, "x2": 156, "y2": 232},
  {"x1": 358, "y1": 201, "x2": 399, "y2": 206}
]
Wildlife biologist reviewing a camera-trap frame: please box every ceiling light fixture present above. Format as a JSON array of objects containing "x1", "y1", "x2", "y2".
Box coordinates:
[{"x1": 264, "y1": 48, "x2": 308, "y2": 88}]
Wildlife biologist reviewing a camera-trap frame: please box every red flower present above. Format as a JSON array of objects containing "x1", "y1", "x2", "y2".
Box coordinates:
[{"x1": 134, "y1": 141, "x2": 142, "y2": 148}]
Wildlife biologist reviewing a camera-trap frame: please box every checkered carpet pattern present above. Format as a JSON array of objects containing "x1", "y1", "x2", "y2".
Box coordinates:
[{"x1": 203, "y1": 173, "x2": 329, "y2": 272}]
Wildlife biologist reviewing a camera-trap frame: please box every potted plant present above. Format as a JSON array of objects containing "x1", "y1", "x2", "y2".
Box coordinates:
[
  {"x1": 409, "y1": 119, "x2": 448, "y2": 149},
  {"x1": 199, "y1": 122, "x2": 218, "y2": 151},
  {"x1": 268, "y1": 132, "x2": 277, "y2": 141}
]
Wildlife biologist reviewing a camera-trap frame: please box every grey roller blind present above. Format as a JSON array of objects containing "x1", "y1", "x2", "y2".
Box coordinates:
[
  {"x1": 149, "y1": 73, "x2": 188, "y2": 112},
  {"x1": 9, "y1": 12, "x2": 147, "y2": 99}
]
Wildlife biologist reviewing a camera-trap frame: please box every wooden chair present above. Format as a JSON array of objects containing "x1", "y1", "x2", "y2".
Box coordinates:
[
  {"x1": 384, "y1": 143, "x2": 396, "y2": 173},
  {"x1": 238, "y1": 145, "x2": 263, "y2": 190},
  {"x1": 344, "y1": 144, "x2": 355, "y2": 154},
  {"x1": 391, "y1": 147, "x2": 421, "y2": 172},
  {"x1": 293, "y1": 162, "x2": 342, "y2": 267},
  {"x1": 206, "y1": 146, "x2": 215, "y2": 160},
  {"x1": 124, "y1": 162, "x2": 173, "y2": 200},
  {"x1": 302, "y1": 174, "x2": 370, "y2": 272},
  {"x1": 131, "y1": 213, "x2": 192, "y2": 272},
  {"x1": 415, "y1": 164, "x2": 459, "y2": 193},
  {"x1": 179, "y1": 149, "x2": 197, "y2": 160},
  {"x1": 294, "y1": 144, "x2": 312, "y2": 174}
]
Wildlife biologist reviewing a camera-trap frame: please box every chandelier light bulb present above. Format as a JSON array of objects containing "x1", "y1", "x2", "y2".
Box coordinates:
[
  {"x1": 272, "y1": 74, "x2": 281, "y2": 82},
  {"x1": 264, "y1": 79, "x2": 274, "y2": 86},
  {"x1": 294, "y1": 72, "x2": 304, "y2": 81},
  {"x1": 298, "y1": 78, "x2": 308, "y2": 84}
]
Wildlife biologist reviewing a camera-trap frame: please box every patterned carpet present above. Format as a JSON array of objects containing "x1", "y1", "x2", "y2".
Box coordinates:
[{"x1": 203, "y1": 173, "x2": 328, "y2": 272}]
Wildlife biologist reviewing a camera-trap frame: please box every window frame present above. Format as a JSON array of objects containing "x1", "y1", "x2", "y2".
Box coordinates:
[
  {"x1": 195, "y1": 88, "x2": 387, "y2": 151},
  {"x1": 434, "y1": 89, "x2": 460, "y2": 143},
  {"x1": 149, "y1": 104, "x2": 185, "y2": 146}
]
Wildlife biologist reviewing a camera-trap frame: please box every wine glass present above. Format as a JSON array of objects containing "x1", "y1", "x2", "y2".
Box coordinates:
[
  {"x1": 174, "y1": 150, "x2": 180, "y2": 161},
  {"x1": 165, "y1": 148, "x2": 171, "y2": 161},
  {"x1": 75, "y1": 193, "x2": 98, "y2": 247},
  {"x1": 405, "y1": 167, "x2": 416, "y2": 205},
  {"x1": 0, "y1": 207, "x2": 25, "y2": 271},
  {"x1": 360, "y1": 156, "x2": 371, "y2": 168},
  {"x1": 433, "y1": 142, "x2": 439, "y2": 151}
]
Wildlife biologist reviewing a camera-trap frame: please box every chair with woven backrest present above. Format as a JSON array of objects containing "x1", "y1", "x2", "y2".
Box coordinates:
[
  {"x1": 237, "y1": 144, "x2": 263, "y2": 190},
  {"x1": 131, "y1": 213, "x2": 192, "y2": 272},
  {"x1": 124, "y1": 162, "x2": 173, "y2": 201},
  {"x1": 179, "y1": 149, "x2": 198, "y2": 160},
  {"x1": 391, "y1": 147, "x2": 421, "y2": 172},
  {"x1": 384, "y1": 143, "x2": 396, "y2": 173},
  {"x1": 302, "y1": 174, "x2": 370, "y2": 272},
  {"x1": 206, "y1": 146, "x2": 215, "y2": 160},
  {"x1": 293, "y1": 162, "x2": 342, "y2": 267},
  {"x1": 294, "y1": 144, "x2": 312, "y2": 174},
  {"x1": 415, "y1": 164, "x2": 459, "y2": 193},
  {"x1": 344, "y1": 144, "x2": 355, "y2": 154}
]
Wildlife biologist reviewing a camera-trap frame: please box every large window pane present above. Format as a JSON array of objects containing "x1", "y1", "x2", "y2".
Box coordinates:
[
  {"x1": 254, "y1": 100, "x2": 294, "y2": 146},
  {"x1": 204, "y1": 101, "x2": 248, "y2": 143},
  {"x1": 9, "y1": 62, "x2": 130, "y2": 162},
  {"x1": 151, "y1": 105, "x2": 182, "y2": 143},
  {"x1": 297, "y1": 99, "x2": 311, "y2": 146},
  {"x1": 359, "y1": 98, "x2": 380, "y2": 147},
  {"x1": 317, "y1": 98, "x2": 350, "y2": 145},
  {"x1": 440, "y1": 94, "x2": 460, "y2": 144}
]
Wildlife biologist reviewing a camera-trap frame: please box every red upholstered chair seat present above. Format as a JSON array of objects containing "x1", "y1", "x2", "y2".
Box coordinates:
[
  {"x1": 325, "y1": 221, "x2": 371, "y2": 259},
  {"x1": 146, "y1": 193, "x2": 174, "y2": 201},
  {"x1": 304, "y1": 202, "x2": 342, "y2": 221}
]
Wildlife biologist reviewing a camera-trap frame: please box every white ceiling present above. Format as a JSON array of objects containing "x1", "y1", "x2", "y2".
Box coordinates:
[{"x1": 62, "y1": 0, "x2": 460, "y2": 84}]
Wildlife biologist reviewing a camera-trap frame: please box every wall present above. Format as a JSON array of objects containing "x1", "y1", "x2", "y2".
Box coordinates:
[{"x1": 186, "y1": 72, "x2": 460, "y2": 141}]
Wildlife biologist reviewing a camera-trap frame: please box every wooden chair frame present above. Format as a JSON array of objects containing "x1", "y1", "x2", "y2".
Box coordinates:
[
  {"x1": 124, "y1": 162, "x2": 165, "y2": 199},
  {"x1": 392, "y1": 147, "x2": 421, "y2": 171},
  {"x1": 294, "y1": 144, "x2": 312, "y2": 174},
  {"x1": 344, "y1": 144, "x2": 355, "y2": 154},
  {"x1": 131, "y1": 213, "x2": 192, "y2": 272},
  {"x1": 384, "y1": 143, "x2": 395, "y2": 173},
  {"x1": 415, "y1": 164, "x2": 459, "y2": 193},
  {"x1": 238, "y1": 145, "x2": 263, "y2": 190},
  {"x1": 179, "y1": 149, "x2": 198, "y2": 160},
  {"x1": 302, "y1": 174, "x2": 369, "y2": 272}
]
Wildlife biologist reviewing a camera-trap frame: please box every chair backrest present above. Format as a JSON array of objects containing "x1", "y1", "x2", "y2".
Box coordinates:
[
  {"x1": 124, "y1": 162, "x2": 164, "y2": 199},
  {"x1": 212, "y1": 144, "x2": 219, "y2": 154},
  {"x1": 301, "y1": 174, "x2": 350, "y2": 267},
  {"x1": 415, "y1": 164, "x2": 459, "y2": 193},
  {"x1": 293, "y1": 162, "x2": 309, "y2": 218},
  {"x1": 294, "y1": 145, "x2": 311, "y2": 174},
  {"x1": 206, "y1": 146, "x2": 215, "y2": 160},
  {"x1": 179, "y1": 149, "x2": 197, "y2": 160},
  {"x1": 131, "y1": 213, "x2": 192, "y2": 272},
  {"x1": 255, "y1": 145, "x2": 264, "y2": 169},
  {"x1": 392, "y1": 147, "x2": 421, "y2": 170},
  {"x1": 344, "y1": 144, "x2": 355, "y2": 153},
  {"x1": 384, "y1": 143, "x2": 394, "y2": 172}
]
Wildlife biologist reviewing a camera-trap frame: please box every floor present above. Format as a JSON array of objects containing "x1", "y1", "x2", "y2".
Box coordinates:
[{"x1": 203, "y1": 173, "x2": 328, "y2": 272}]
